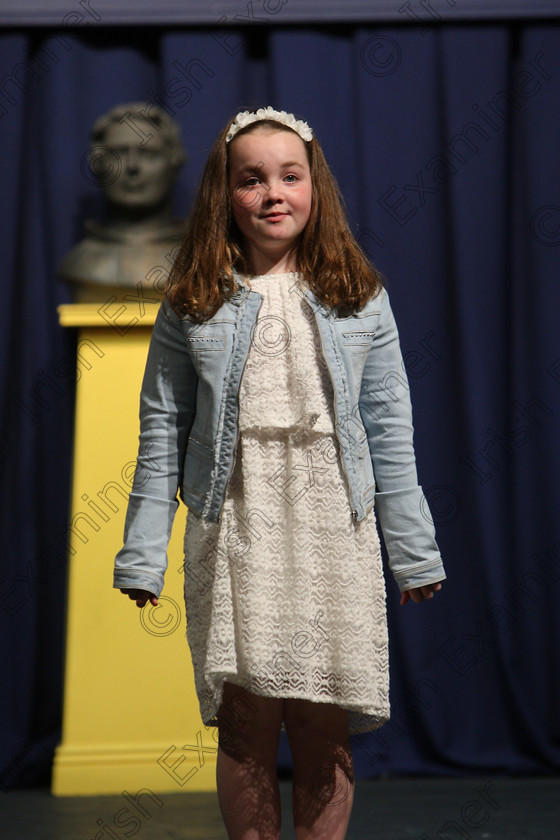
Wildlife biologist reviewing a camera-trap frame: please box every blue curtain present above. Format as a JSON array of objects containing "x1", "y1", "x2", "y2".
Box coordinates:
[{"x1": 1, "y1": 21, "x2": 559, "y2": 788}]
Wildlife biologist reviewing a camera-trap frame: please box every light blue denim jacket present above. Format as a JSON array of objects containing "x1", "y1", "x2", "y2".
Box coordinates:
[{"x1": 113, "y1": 275, "x2": 446, "y2": 597}]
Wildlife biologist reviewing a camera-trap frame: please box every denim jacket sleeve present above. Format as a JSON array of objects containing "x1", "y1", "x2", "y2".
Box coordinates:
[
  {"x1": 358, "y1": 289, "x2": 446, "y2": 592},
  {"x1": 113, "y1": 299, "x2": 198, "y2": 597}
]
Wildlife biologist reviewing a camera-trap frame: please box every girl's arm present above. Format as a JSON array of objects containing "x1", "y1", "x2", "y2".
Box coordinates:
[
  {"x1": 358, "y1": 289, "x2": 446, "y2": 598},
  {"x1": 113, "y1": 299, "x2": 198, "y2": 599}
]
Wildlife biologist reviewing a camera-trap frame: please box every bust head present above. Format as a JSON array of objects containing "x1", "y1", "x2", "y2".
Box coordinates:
[{"x1": 89, "y1": 102, "x2": 187, "y2": 216}]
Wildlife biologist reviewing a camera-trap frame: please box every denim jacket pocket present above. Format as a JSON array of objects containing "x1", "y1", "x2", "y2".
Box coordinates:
[
  {"x1": 180, "y1": 328, "x2": 230, "y2": 378},
  {"x1": 341, "y1": 330, "x2": 377, "y2": 347},
  {"x1": 334, "y1": 307, "x2": 381, "y2": 352},
  {"x1": 182, "y1": 334, "x2": 227, "y2": 351}
]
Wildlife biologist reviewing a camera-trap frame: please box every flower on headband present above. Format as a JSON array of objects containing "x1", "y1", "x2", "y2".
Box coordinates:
[{"x1": 225, "y1": 107, "x2": 313, "y2": 143}]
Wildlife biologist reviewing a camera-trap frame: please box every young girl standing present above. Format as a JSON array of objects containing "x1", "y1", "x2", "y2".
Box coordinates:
[{"x1": 114, "y1": 106, "x2": 446, "y2": 840}]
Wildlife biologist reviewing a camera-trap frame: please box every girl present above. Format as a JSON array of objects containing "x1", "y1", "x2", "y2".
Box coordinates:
[{"x1": 114, "y1": 106, "x2": 446, "y2": 840}]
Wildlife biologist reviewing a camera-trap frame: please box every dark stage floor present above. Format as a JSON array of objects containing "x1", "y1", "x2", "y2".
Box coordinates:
[{"x1": 0, "y1": 777, "x2": 558, "y2": 839}]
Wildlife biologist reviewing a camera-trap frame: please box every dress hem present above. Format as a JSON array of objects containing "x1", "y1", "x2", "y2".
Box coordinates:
[{"x1": 199, "y1": 673, "x2": 390, "y2": 735}]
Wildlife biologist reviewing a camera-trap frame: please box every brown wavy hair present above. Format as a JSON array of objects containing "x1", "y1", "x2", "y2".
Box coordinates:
[{"x1": 166, "y1": 111, "x2": 384, "y2": 321}]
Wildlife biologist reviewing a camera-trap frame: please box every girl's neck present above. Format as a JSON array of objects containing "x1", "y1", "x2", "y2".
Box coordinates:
[{"x1": 245, "y1": 246, "x2": 298, "y2": 276}]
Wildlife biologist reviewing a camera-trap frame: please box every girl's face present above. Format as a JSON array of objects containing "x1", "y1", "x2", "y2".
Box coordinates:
[{"x1": 228, "y1": 129, "x2": 312, "y2": 273}]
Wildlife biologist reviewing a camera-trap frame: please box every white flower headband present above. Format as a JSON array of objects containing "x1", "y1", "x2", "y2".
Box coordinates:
[{"x1": 225, "y1": 106, "x2": 313, "y2": 144}]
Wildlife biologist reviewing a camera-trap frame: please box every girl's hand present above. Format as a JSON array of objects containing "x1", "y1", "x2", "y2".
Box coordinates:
[
  {"x1": 400, "y1": 582, "x2": 442, "y2": 605},
  {"x1": 120, "y1": 588, "x2": 159, "y2": 608}
]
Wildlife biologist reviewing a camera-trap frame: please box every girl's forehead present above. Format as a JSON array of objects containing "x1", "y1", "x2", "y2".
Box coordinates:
[{"x1": 228, "y1": 129, "x2": 308, "y2": 166}]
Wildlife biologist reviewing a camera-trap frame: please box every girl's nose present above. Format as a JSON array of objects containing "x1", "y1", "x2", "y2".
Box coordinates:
[{"x1": 264, "y1": 180, "x2": 283, "y2": 202}]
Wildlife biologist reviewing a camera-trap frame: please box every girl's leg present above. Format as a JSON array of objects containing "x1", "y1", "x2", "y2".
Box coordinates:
[
  {"x1": 284, "y1": 698, "x2": 354, "y2": 840},
  {"x1": 216, "y1": 681, "x2": 284, "y2": 840}
]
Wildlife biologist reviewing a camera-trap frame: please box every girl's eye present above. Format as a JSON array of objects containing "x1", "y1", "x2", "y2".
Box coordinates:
[
  {"x1": 284, "y1": 174, "x2": 298, "y2": 183},
  {"x1": 242, "y1": 177, "x2": 260, "y2": 187}
]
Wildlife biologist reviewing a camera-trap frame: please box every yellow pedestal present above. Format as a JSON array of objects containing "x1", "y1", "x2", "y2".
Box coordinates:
[{"x1": 52, "y1": 301, "x2": 217, "y2": 795}]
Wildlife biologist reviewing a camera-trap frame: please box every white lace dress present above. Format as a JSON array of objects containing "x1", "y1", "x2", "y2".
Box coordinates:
[{"x1": 183, "y1": 272, "x2": 389, "y2": 734}]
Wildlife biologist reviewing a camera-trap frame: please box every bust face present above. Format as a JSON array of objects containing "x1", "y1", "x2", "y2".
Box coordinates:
[{"x1": 97, "y1": 118, "x2": 178, "y2": 211}]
